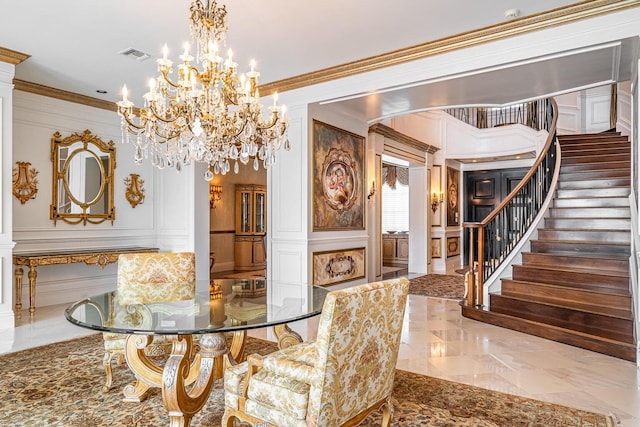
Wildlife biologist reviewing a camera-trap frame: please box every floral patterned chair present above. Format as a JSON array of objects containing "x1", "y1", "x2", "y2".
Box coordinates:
[
  {"x1": 101, "y1": 252, "x2": 196, "y2": 392},
  {"x1": 222, "y1": 277, "x2": 410, "y2": 427}
]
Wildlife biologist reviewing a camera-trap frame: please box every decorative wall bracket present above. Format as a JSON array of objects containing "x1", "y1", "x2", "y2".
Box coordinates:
[
  {"x1": 124, "y1": 173, "x2": 145, "y2": 208},
  {"x1": 12, "y1": 161, "x2": 39, "y2": 204}
]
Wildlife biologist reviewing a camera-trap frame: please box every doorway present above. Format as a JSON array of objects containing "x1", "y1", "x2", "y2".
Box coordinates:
[
  {"x1": 462, "y1": 166, "x2": 528, "y2": 265},
  {"x1": 381, "y1": 155, "x2": 410, "y2": 278}
]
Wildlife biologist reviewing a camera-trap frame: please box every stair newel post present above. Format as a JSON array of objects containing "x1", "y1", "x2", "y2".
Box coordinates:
[
  {"x1": 465, "y1": 225, "x2": 476, "y2": 306},
  {"x1": 477, "y1": 226, "x2": 485, "y2": 307}
]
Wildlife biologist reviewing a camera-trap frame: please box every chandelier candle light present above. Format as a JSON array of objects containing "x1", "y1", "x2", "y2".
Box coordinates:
[{"x1": 117, "y1": 0, "x2": 290, "y2": 180}]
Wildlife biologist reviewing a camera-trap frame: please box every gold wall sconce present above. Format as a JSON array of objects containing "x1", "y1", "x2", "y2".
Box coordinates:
[
  {"x1": 367, "y1": 180, "x2": 376, "y2": 200},
  {"x1": 12, "y1": 161, "x2": 39, "y2": 204},
  {"x1": 431, "y1": 191, "x2": 444, "y2": 213},
  {"x1": 124, "y1": 173, "x2": 145, "y2": 208},
  {"x1": 210, "y1": 184, "x2": 222, "y2": 209}
]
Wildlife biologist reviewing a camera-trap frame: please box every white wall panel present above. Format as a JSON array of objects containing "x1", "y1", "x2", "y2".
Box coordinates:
[{"x1": 11, "y1": 91, "x2": 167, "y2": 309}]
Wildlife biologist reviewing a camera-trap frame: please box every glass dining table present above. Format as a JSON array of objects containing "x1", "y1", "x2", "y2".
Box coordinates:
[{"x1": 65, "y1": 278, "x2": 329, "y2": 427}]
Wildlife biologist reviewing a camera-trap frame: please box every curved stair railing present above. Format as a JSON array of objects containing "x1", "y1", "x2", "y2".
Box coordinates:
[{"x1": 460, "y1": 98, "x2": 559, "y2": 308}]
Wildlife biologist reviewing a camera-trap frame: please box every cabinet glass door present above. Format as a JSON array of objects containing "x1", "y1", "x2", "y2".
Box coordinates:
[
  {"x1": 239, "y1": 192, "x2": 251, "y2": 233},
  {"x1": 254, "y1": 191, "x2": 266, "y2": 234}
]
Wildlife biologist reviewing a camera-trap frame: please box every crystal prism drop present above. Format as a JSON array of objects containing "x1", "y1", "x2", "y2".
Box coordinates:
[{"x1": 253, "y1": 157, "x2": 259, "y2": 171}]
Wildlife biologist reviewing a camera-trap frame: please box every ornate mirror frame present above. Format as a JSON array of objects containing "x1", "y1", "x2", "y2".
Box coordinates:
[{"x1": 50, "y1": 130, "x2": 116, "y2": 225}]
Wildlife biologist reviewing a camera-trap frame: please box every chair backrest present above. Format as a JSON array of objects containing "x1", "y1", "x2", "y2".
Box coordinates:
[
  {"x1": 116, "y1": 252, "x2": 196, "y2": 304},
  {"x1": 308, "y1": 277, "x2": 409, "y2": 426}
]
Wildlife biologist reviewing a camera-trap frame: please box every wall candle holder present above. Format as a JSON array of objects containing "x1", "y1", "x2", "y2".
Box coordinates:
[
  {"x1": 124, "y1": 173, "x2": 145, "y2": 208},
  {"x1": 431, "y1": 191, "x2": 444, "y2": 213},
  {"x1": 367, "y1": 180, "x2": 376, "y2": 200},
  {"x1": 12, "y1": 161, "x2": 39, "y2": 204},
  {"x1": 210, "y1": 184, "x2": 222, "y2": 208}
]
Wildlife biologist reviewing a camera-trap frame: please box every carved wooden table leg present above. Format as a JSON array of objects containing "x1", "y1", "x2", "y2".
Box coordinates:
[
  {"x1": 273, "y1": 324, "x2": 303, "y2": 349},
  {"x1": 163, "y1": 333, "x2": 227, "y2": 427},
  {"x1": 14, "y1": 266, "x2": 23, "y2": 312},
  {"x1": 27, "y1": 265, "x2": 37, "y2": 315},
  {"x1": 124, "y1": 333, "x2": 232, "y2": 427}
]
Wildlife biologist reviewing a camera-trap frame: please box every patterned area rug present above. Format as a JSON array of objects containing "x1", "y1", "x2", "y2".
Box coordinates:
[
  {"x1": 0, "y1": 334, "x2": 615, "y2": 426},
  {"x1": 408, "y1": 273, "x2": 466, "y2": 300}
]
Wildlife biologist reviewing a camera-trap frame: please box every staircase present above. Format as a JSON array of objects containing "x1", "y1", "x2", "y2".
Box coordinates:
[{"x1": 463, "y1": 133, "x2": 636, "y2": 362}]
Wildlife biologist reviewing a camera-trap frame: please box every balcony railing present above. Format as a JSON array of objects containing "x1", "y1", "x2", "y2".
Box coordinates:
[
  {"x1": 461, "y1": 98, "x2": 559, "y2": 307},
  {"x1": 445, "y1": 101, "x2": 550, "y2": 131}
]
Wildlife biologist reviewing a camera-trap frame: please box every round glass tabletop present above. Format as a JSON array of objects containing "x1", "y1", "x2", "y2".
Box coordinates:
[{"x1": 65, "y1": 278, "x2": 329, "y2": 336}]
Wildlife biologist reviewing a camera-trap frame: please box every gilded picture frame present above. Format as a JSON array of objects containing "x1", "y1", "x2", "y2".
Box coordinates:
[
  {"x1": 312, "y1": 247, "x2": 366, "y2": 286},
  {"x1": 446, "y1": 166, "x2": 460, "y2": 227},
  {"x1": 312, "y1": 120, "x2": 365, "y2": 231}
]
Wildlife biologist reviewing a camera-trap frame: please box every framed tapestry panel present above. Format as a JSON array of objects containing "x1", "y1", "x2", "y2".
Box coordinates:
[
  {"x1": 312, "y1": 120, "x2": 365, "y2": 231},
  {"x1": 446, "y1": 236, "x2": 460, "y2": 257},
  {"x1": 431, "y1": 237, "x2": 442, "y2": 259},
  {"x1": 312, "y1": 247, "x2": 366, "y2": 286},
  {"x1": 446, "y1": 166, "x2": 460, "y2": 227}
]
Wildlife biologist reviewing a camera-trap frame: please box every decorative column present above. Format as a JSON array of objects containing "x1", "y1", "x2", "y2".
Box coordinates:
[{"x1": 0, "y1": 48, "x2": 29, "y2": 328}]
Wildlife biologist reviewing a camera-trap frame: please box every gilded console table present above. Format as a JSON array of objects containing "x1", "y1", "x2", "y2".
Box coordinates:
[{"x1": 13, "y1": 246, "x2": 159, "y2": 315}]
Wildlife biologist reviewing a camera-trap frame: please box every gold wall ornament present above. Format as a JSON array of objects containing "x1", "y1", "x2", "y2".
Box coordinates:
[
  {"x1": 124, "y1": 173, "x2": 145, "y2": 208},
  {"x1": 50, "y1": 129, "x2": 116, "y2": 225},
  {"x1": 12, "y1": 161, "x2": 39, "y2": 204}
]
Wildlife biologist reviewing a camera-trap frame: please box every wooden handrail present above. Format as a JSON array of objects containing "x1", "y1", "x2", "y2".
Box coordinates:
[{"x1": 462, "y1": 98, "x2": 559, "y2": 307}]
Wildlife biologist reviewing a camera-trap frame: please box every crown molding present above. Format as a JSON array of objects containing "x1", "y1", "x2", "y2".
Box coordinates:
[
  {"x1": 369, "y1": 123, "x2": 438, "y2": 154},
  {"x1": 259, "y1": 0, "x2": 640, "y2": 95},
  {"x1": 0, "y1": 47, "x2": 30, "y2": 65},
  {"x1": 13, "y1": 79, "x2": 140, "y2": 114}
]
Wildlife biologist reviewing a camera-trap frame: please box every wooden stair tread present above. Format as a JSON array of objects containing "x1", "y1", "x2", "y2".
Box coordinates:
[
  {"x1": 461, "y1": 304, "x2": 636, "y2": 362},
  {"x1": 493, "y1": 289, "x2": 632, "y2": 320},
  {"x1": 513, "y1": 264, "x2": 629, "y2": 279},
  {"x1": 533, "y1": 238, "x2": 630, "y2": 246}
]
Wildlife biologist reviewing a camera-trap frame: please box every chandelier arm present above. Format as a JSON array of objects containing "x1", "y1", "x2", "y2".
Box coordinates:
[
  {"x1": 159, "y1": 68, "x2": 182, "y2": 90},
  {"x1": 119, "y1": 108, "x2": 147, "y2": 133}
]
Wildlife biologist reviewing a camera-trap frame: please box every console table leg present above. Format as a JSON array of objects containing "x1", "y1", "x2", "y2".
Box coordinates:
[
  {"x1": 27, "y1": 266, "x2": 37, "y2": 315},
  {"x1": 14, "y1": 266, "x2": 24, "y2": 312}
]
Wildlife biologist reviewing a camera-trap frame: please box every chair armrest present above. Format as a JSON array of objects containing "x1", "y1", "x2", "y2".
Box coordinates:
[{"x1": 239, "y1": 353, "x2": 264, "y2": 407}]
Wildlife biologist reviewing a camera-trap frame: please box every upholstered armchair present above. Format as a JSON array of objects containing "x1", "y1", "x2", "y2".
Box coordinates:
[
  {"x1": 101, "y1": 252, "x2": 196, "y2": 392},
  {"x1": 222, "y1": 277, "x2": 410, "y2": 427}
]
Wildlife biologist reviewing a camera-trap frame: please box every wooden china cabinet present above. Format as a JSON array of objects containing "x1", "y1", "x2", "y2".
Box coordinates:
[{"x1": 234, "y1": 184, "x2": 266, "y2": 271}]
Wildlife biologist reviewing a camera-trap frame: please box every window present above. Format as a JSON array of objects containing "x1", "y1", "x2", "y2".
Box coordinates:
[{"x1": 382, "y1": 181, "x2": 409, "y2": 232}]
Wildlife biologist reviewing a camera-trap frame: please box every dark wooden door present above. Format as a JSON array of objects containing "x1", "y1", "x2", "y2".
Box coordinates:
[{"x1": 462, "y1": 167, "x2": 528, "y2": 266}]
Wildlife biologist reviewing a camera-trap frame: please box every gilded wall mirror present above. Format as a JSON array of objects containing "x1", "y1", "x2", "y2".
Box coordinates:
[{"x1": 50, "y1": 130, "x2": 116, "y2": 225}]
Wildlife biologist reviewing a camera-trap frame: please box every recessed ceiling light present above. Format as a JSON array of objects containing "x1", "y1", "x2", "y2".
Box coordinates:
[{"x1": 504, "y1": 8, "x2": 520, "y2": 19}]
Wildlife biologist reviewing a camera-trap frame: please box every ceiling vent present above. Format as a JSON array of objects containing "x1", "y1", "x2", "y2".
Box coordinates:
[{"x1": 119, "y1": 47, "x2": 152, "y2": 62}]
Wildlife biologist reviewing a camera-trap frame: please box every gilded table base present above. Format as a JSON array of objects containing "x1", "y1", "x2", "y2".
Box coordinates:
[{"x1": 123, "y1": 326, "x2": 302, "y2": 426}]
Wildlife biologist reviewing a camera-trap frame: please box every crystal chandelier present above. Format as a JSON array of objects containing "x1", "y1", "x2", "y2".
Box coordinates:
[{"x1": 117, "y1": 0, "x2": 289, "y2": 180}]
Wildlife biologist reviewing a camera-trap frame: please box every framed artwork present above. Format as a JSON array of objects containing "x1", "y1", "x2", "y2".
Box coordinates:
[
  {"x1": 431, "y1": 238, "x2": 441, "y2": 259},
  {"x1": 312, "y1": 247, "x2": 366, "y2": 286},
  {"x1": 446, "y1": 166, "x2": 460, "y2": 226},
  {"x1": 431, "y1": 165, "x2": 442, "y2": 226},
  {"x1": 312, "y1": 120, "x2": 365, "y2": 231},
  {"x1": 446, "y1": 236, "x2": 460, "y2": 257}
]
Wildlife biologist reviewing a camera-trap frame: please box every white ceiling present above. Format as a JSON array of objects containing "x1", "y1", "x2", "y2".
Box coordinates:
[{"x1": 0, "y1": 0, "x2": 636, "y2": 122}]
